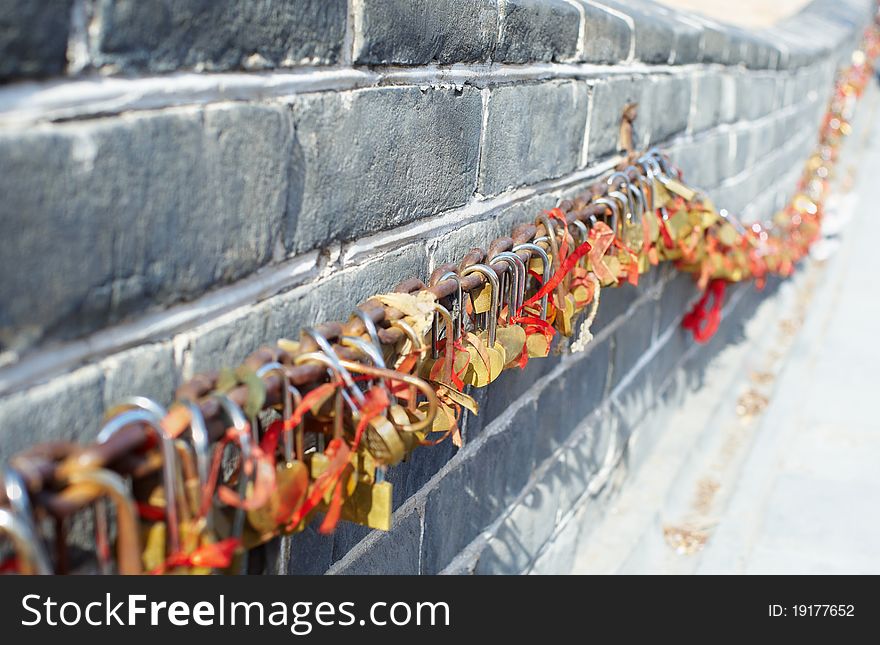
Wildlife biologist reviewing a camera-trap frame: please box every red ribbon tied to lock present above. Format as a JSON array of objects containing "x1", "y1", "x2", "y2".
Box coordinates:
[{"x1": 682, "y1": 279, "x2": 726, "y2": 343}]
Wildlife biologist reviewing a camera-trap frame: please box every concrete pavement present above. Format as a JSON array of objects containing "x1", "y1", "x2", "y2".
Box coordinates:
[{"x1": 573, "y1": 81, "x2": 880, "y2": 575}]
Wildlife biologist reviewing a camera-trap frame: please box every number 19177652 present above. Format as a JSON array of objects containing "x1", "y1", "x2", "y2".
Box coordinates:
[{"x1": 768, "y1": 604, "x2": 855, "y2": 617}]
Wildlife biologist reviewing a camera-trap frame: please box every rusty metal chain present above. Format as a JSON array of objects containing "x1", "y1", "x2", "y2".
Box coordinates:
[{"x1": 2, "y1": 158, "x2": 645, "y2": 514}]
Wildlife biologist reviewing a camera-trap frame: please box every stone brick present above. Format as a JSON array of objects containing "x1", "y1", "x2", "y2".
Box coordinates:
[
  {"x1": 646, "y1": 75, "x2": 691, "y2": 144},
  {"x1": 718, "y1": 73, "x2": 738, "y2": 124},
  {"x1": 609, "y1": 300, "x2": 655, "y2": 392},
  {"x1": 495, "y1": 0, "x2": 580, "y2": 63},
  {"x1": 587, "y1": 75, "x2": 648, "y2": 162},
  {"x1": 181, "y1": 300, "x2": 273, "y2": 377},
  {"x1": 94, "y1": 0, "x2": 346, "y2": 72},
  {"x1": 600, "y1": 0, "x2": 679, "y2": 65},
  {"x1": 556, "y1": 408, "x2": 617, "y2": 514},
  {"x1": 289, "y1": 86, "x2": 482, "y2": 253},
  {"x1": 184, "y1": 242, "x2": 429, "y2": 375},
  {"x1": 428, "y1": 193, "x2": 559, "y2": 267},
  {"x1": 690, "y1": 73, "x2": 723, "y2": 134},
  {"x1": 419, "y1": 461, "x2": 490, "y2": 574},
  {"x1": 101, "y1": 342, "x2": 177, "y2": 410},
  {"x1": 331, "y1": 510, "x2": 422, "y2": 574},
  {"x1": 354, "y1": 0, "x2": 498, "y2": 65},
  {"x1": 612, "y1": 354, "x2": 654, "y2": 430},
  {"x1": 692, "y1": 16, "x2": 731, "y2": 65},
  {"x1": 527, "y1": 506, "x2": 581, "y2": 574},
  {"x1": 668, "y1": 134, "x2": 726, "y2": 191},
  {"x1": 0, "y1": 105, "x2": 293, "y2": 354},
  {"x1": 479, "y1": 81, "x2": 589, "y2": 195},
  {"x1": 421, "y1": 401, "x2": 538, "y2": 573},
  {"x1": 748, "y1": 120, "x2": 777, "y2": 165},
  {"x1": 530, "y1": 457, "x2": 628, "y2": 573},
  {"x1": 729, "y1": 129, "x2": 752, "y2": 178},
  {"x1": 575, "y1": 1, "x2": 631, "y2": 64},
  {"x1": 286, "y1": 524, "x2": 334, "y2": 575},
  {"x1": 393, "y1": 438, "x2": 458, "y2": 510},
  {"x1": 588, "y1": 280, "x2": 639, "y2": 339},
  {"x1": 532, "y1": 337, "x2": 611, "y2": 465},
  {"x1": 768, "y1": 27, "x2": 816, "y2": 70},
  {"x1": 736, "y1": 74, "x2": 777, "y2": 122},
  {"x1": 737, "y1": 30, "x2": 776, "y2": 70},
  {"x1": 777, "y1": 7, "x2": 854, "y2": 62},
  {"x1": 723, "y1": 27, "x2": 757, "y2": 69},
  {"x1": 458, "y1": 386, "x2": 491, "y2": 441},
  {"x1": 656, "y1": 270, "x2": 700, "y2": 337},
  {"x1": 640, "y1": 0, "x2": 703, "y2": 64},
  {"x1": 476, "y1": 350, "x2": 560, "y2": 431},
  {"x1": 0, "y1": 366, "x2": 104, "y2": 458},
  {"x1": 330, "y1": 521, "x2": 373, "y2": 565},
  {"x1": 324, "y1": 245, "x2": 431, "y2": 321},
  {"x1": 0, "y1": 0, "x2": 72, "y2": 80},
  {"x1": 474, "y1": 477, "x2": 559, "y2": 574}
]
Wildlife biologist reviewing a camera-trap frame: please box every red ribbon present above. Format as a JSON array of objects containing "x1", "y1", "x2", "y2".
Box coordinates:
[
  {"x1": 431, "y1": 337, "x2": 470, "y2": 391},
  {"x1": 136, "y1": 502, "x2": 167, "y2": 522},
  {"x1": 523, "y1": 239, "x2": 593, "y2": 309},
  {"x1": 0, "y1": 557, "x2": 18, "y2": 574},
  {"x1": 509, "y1": 313, "x2": 556, "y2": 369},
  {"x1": 150, "y1": 537, "x2": 241, "y2": 575},
  {"x1": 351, "y1": 387, "x2": 391, "y2": 451},
  {"x1": 285, "y1": 437, "x2": 351, "y2": 534},
  {"x1": 682, "y1": 279, "x2": 726, "y2": 343},
  {"x1": 612, "y1": 239, "x2": 640, "y2": 287},
  {"x1": 259, "y1": 381, "x2": 340, "y2": 457}
]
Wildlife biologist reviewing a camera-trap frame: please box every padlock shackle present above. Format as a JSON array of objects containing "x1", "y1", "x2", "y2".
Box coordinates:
[
  {"x1": 624, "y1": 165, "x2": 649, "y2": 220},
  {"x1": 178, "y1": 401, "x2": 213, "y2": 501},
  {"x1": 431, "y1": 271, "x2": 464, "y2": 356},
  {"x1": 336, "y1": 360, "x2": 439, "y2": 435},
  {"x1": 591, "y1": 196, "x2": 621, "y2": 235},
  {"x1": 607, "y1": 171, "x2": 638, "y2": 222},
  {"x1": 303, "y1": 328, "x2": 367, "y2": 406},
  {"x1": 461, "y1": 264, "x2": 500, "y2": 347},
  {"x1": 62, "y1": 469, "x2": 143, "y2": 574},
  {"x1": 491, "y1": 251, "x2": 526, "y2": 319},
  {"x1": 0, "y1": 470, "x2": 53, "y2": 575},
  {"x1": 512, "y1": 243, "x2": 550, "y2": 320},
  {"x1": 340, "y1": 336, "x2": 395, "y2": 404},
  {"x1": 425, "y1": 304, "x2": 455, "y2": 384},
  {"x1": 256, "y1": 361, "x2": 301, "y2": 464},
  {"x1": 210, "y1": 394, "x2": 259, "y2": 550},
  {"x1": 98, "y1": 404, "x2": 182, "y2": 558},
  {"x1": 352, "y1": 308, "x2": 382, "y2": 353}
]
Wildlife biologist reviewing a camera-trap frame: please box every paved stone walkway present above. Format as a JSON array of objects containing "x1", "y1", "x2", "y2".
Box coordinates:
[
  {"x1": 574, "y1": 81, "x2": 880, "y2": 575},
  {"x1": 696, "y1": 90, "x2": 880, "y2": 575}
]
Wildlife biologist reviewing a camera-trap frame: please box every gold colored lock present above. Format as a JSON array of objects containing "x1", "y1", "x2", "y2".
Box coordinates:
[
  {"x1": 245, "y1": 363, "x2": 311, "y2": 539},
  {"x1": 339, "y1": 461, "x2": 393, "y2": 532},
  {"x1": 461, "y1": 263, "x2": 506, "y2": 387},
  {"x1": 0, "y1": 468, "x2": 53, "y2": 574},
  {"x1": 58, "y1": 468, "x2": 144, "y2": 575},
  {"x1": 492, "y1": 251, "x2": 529, "y2": 367},
  {"x1": 98, "y1": 399, "x2": 187, "y2": 573}
]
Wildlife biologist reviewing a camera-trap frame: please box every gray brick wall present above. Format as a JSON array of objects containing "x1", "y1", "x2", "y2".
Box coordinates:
[{"x1": 0, "y1": 0, "x2": 873, "y2": 574}]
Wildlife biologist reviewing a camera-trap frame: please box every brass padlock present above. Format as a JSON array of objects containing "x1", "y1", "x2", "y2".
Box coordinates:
[
  {"x1": 0, "y1": 467, "x2": 52, "y2": 574},
  {"x1": 247, "y1": 363, "x2": 309, "y2": 539},
  {"x1": 205, "y1": 394, "x2": 264, "y2": 571},
  {"x1": 98, "y1": 400, "x2": 187, "y2": 572},
  {"x1": 339, "y1": 450, "x2": 392, "y2": 531},
  {"x1": 588, "y1": 196, "x2": 622, "y2": 287},
  {"x1": 512, "y1": 242, "x2": 553, "y2": 358},
  {"x1": 461, "y1": 263, "x2": 506, "y2": 386},
  {"x1": 492, "y1": 251, "x2": 528, "y2": 367},
  {"x1": 58, "y1": 468, "x2": 144, "y2": 575},
  {"x1": 0, "y1": 507, "x2": 52, "y2": 574}
]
